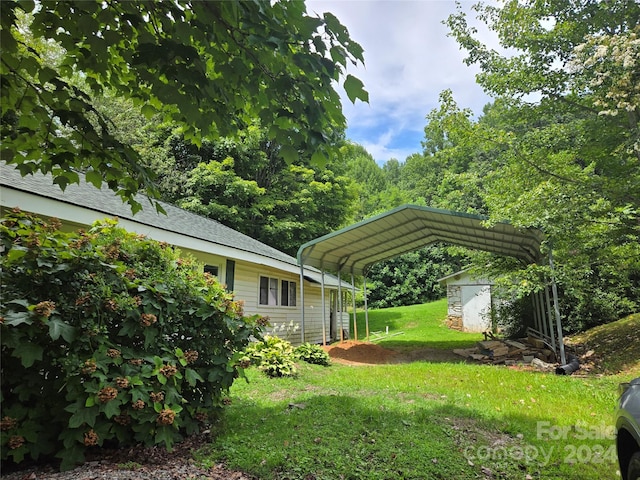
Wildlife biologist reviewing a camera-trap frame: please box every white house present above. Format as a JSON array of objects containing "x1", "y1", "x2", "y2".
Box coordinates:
[
  {"x1": 438, "y1": 269, "x2": 496, "y2": 333},
  {"x1": 0, "y1": 165, "x2": 351, "y2": 345}
]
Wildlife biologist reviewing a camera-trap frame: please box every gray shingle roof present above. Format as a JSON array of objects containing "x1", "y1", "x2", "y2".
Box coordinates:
[{"x1": 1, "y1": 164, "x2": 298, "y2": 266}]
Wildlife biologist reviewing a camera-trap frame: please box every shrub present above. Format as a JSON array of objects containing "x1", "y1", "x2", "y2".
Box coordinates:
[
  {"x1": 243, "y1": 335, "x2": 297, "y2": 377},
  {"x1": 295, "y1": 343, "x2": 331, "y2": 366},
  {"x1": 0, "y1": 210, "x2": 262, "y2": 470}
]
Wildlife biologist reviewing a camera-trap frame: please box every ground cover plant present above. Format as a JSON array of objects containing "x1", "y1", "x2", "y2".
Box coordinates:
[
  {"x1": 0, "y1": 211, "x2": 262, "y2": 470},
  {"x1": 201, "y1": 302, "x2": 638, "y2": 479}
]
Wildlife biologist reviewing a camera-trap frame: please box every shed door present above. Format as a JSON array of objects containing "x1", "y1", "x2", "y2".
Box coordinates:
[{"x1": 461, "y1": 285, "x2": 491, "y2": 332}]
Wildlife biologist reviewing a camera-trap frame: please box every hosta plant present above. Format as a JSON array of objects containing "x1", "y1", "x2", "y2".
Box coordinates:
[
  {"x1": 295, "y1": 342, "x2": 331, "y2": 366},
  {"x1": 243, "y1": 335, "x2": 298, "y2": 378},
  {"x1": 0, "y1": 210, "x2": 262, "y2": 470}
]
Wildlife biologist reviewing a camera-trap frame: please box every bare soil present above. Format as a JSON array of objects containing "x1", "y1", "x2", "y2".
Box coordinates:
[{"x1": 323, "y1": 340, "x2": 464, "y2": 365}]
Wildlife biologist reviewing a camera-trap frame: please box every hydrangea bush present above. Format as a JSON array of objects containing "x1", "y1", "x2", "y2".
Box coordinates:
[{"x1": 0, "y1": 210, "x2": 263, "y2": 470}]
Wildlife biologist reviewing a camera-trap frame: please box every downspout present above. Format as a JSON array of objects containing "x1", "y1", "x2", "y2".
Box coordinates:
[
  {"x1": 351, "y1": 272, "x2": 357, "y2": 341},
  {"x1": 299, "y1": 264, "x2": 305, "y2": 343}
]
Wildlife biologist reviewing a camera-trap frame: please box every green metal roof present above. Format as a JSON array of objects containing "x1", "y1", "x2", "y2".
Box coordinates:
[{"x1": 297, "y1": 204, "x2": 545, "y2": 275}]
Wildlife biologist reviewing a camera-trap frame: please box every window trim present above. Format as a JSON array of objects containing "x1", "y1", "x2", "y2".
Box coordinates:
[{"x1": 259, "y1": 275, "x2": 297, "y2": 307}]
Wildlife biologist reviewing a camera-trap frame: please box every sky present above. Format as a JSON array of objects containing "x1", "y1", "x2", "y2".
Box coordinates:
[{"x1": 307, "y1": 0, "x2": 496, "y2": 165}]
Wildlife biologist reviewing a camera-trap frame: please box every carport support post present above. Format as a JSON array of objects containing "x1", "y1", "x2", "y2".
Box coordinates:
[
  {"x1": 544, "y1": 287, "x2": 556, "y2": 354},
  {"x1": 338, "y1": 267, "x2": 344, "y2": 342},
  {"x1": 363, "y1": 274, "x2": 370, "y2": 341},
  {"x1": 536, "y1": 292, "x2": 548, "y2": 339},
  {"x1": 351, "y1": 273, "x2": 357, "y2": 341},
  {"x1": 299, "y1": 264, "x2": 306, "y2": 343},
  {"x1": 549, "y1": 250, "x2": 566, "y2": 365}
]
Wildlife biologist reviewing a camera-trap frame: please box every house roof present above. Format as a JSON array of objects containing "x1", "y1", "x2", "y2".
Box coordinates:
[
  {"x1": 0, "y1": 164, "x2": 343, "y2": 287},
  {"x1": 297, "y1": 204, "x2": 545, "y2": 276}
]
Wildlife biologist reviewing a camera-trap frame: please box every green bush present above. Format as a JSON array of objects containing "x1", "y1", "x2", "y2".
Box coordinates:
[
  {"x1": 243, "y1": 335, "x2": 297, "y2": 377},
  {"x1": 0, "y1": 210, "x2": 263, "y2": 470},
  {"x1": 295, "y1": 343, "x2": 331, "y2": 366}
]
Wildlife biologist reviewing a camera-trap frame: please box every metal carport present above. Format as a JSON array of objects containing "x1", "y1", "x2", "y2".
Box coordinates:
[{"x1": 297, "y1": 204, "x2": 566, "y2": 364}]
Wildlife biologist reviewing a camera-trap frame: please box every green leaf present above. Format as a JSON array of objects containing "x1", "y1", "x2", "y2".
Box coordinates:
[
  {"x1": 4, "y1": 310, "x2": 33, "y2": 326},
  {"x1": 184, "y1": 368, "x2": 204, "y2": 387},
  {"x1": 68, "y1": 405, "x2": 99, "y2": 428},
  {"x1": 311, "y1": 150, "x2": 327, "y2": 167},
  {"x1": 141, "y1": 104, "x2": 157, "y2": 119},
  {"x1": 6, "y1": 247, "x2": 28, "y2": 262},
  {"x1": 280, "y1": 145, "x2": 298, "y2": 164},
  {"x1": 102, "y1": 399, "x2": 121, "y2": 418},
  {"x1": 85, "y1": 169, "x2": 103, "y2": 189},
  {"x1": 154, "y1": 426, "x2": 176, "y2": 451},
  {"x1": 344, "y1": 74, "x2": 368, "y2": 104},
  {"x1": 15, "y1": 344, "x2": 43, "y2": 367},
  {"x1": 48, "y1": 317, "x2": 77, "y2": 342}
]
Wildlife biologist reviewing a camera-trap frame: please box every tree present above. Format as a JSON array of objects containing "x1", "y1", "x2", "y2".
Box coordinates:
[
  {"x1": 446, "y1": 0, "x2": 640, "y2": 330},
  {"x1": 366, "y1": 245, "x2": 466, "y2": 309},
  {"x1": 1, "y1": 1, "x2": 367, "y2": 212},
  {"x1": 167, "y1": 126, "x2": 355, "y2": 256},
  {"x1": 400, "y1": 90, "x2": 490, "y2": 214},
  {"x1": 340, "y1": 142, "x2": 410, "y2": 221}
]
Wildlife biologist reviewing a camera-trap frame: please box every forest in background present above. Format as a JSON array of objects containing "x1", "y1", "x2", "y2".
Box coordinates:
[{"x1": 3, "y1": 0, "x2": 639, "y2": 334}]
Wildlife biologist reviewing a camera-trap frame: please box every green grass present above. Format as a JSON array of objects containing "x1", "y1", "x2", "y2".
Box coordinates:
[
  {"x1": 197, "y1": 302, "x2": 639, "y2": 480},
  {"x1": 353, "y1": 298, "x2": 484, "y2": 349}
]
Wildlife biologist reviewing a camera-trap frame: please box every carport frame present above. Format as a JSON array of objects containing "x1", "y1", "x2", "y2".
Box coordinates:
[{"x1": 297, "y1": 204, "x2": 566, "y2": 364}]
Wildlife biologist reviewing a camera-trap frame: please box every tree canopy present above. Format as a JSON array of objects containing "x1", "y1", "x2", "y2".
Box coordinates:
[
  {"x1": 1, "y1": 0, "x2": 367, "y2": 212},
  {"x1": 336, "y1": 1, "x2": 639, "y2": 330}
]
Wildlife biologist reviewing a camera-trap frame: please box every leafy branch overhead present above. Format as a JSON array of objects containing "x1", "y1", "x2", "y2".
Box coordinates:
[{"x1": 0, "y1": 0, "x2": 367, "y2": 212}]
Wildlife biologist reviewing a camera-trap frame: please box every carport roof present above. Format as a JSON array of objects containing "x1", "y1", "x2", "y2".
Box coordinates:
[{"x1": 297, "y1": 204, "x2": 545, "y2": 276}]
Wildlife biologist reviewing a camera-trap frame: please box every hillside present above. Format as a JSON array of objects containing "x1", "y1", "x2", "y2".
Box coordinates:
[{"x1": 566, "y1": 313, "x2": 640, "y2": 376}]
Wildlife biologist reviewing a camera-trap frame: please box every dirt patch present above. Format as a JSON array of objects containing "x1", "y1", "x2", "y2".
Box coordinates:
[
  {"x1": 322, "y1": 340, "x2": 398, "y2": 365},
  {"x1": 323, "y1": 341, "x2": 464, "y2": 366}
]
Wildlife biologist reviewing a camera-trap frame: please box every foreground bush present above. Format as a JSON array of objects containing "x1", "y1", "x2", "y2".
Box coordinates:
[{"x1": 0, "y1": 210, "x2": 262, "y2": 470}]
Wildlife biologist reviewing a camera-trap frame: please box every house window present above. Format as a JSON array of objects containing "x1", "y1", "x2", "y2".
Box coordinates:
[
  {"x1": 259, "y1": 276, "x2": 279, "y2": 306},
  {"x1": 281, "y1": 280, "x2": 296, "y2": 307},
  {"x1": 204, "y1": 265, "x2": 219, "y2": 276}
]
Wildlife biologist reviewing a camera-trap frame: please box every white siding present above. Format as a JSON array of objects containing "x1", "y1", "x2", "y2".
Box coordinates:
[{"x1": 231, "y1": 261, "x2": 336, "y2": 345}]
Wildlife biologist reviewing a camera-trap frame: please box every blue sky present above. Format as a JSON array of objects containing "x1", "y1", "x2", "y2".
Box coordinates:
[{"x1": 308, "y1": 1, "x2": 496, "y2": 165}]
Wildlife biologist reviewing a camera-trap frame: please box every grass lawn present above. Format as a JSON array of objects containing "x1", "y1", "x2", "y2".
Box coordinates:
[{"x1": 198, "y1": 301, "x2": 639, "y2": 479}]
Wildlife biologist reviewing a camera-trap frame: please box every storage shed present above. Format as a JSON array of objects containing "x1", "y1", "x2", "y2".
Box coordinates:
[{"x1": 438, "y1": 270, "x2": 496, "y2": 333}]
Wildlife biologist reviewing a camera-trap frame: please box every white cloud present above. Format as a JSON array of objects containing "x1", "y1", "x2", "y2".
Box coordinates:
[{"x1": 308, "y1": 0, "x2": 497, "y2": 164}]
